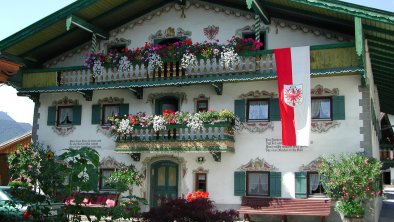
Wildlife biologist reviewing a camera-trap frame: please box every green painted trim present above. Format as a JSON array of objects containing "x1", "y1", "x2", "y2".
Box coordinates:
[
  {"x1": 366, "y1": 35, "x2": 394, "y2": 46},
  {"x1": 369, "y1": 42, "x2": 394, "y2": 53},
  {"x1": 372, "y1": 63, "x2": 394, "y2": 71},
  {"x1": 370, "y1": 53, "x2": 394, "y2": 62},
  {"x1": 365, "y1": 25, "x2": 394, "y2": 37},
  {"x1": 66, "y1": 15, "x2": 109, "y2": 39},
  {"x1": 24, "y1": 66, "x2": 88, "y2": 73},
  {"x1": 310, "y1": 42, "x2": 354, "y2": 50},
  {"x1": 0, "y1": 0, "x2": 97, "y2": 51},
  {"x1": 251, "y1": 0, "x2": 271, "y2": 24},
  {"x1": 289, "y1": 0, "x2": 394, "y2": 24},
  {"x1": 354, "y1": 17, "x2": 366, "y2": 86},
  {"x1": 371, "y1": 58, "x2": 394, "y2": 67},
  {"x1": 114, "y1": 146, "x2": 234, "y2": 153},
  {"x1": 369, "y1": 46, "x2": 394, "y2": 56},
  {"x1": 263, "y1": 1, "x2": 353, "y2": 29}
]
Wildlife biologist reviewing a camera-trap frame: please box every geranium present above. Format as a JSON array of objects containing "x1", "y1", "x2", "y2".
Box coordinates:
[
  {"x1": 181, "y1": 52, "x2": 198, "y2": 69},
  {"x1": 163, "y1": 109, "x2": 176, "y2": 124},
  {"x1": 186, "y1": 191, "x2": 209, "y2": 202},
  {"x1": 228, "y1": 36, "x2": 263, "y2": 53},
  {"x1": 220, "y1": 47, "x2": 240, "y2": 69}
]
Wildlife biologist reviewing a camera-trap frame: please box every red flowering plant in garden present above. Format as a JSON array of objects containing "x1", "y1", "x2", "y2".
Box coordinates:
[
  {"x1": 318, "y1": 153, "x2": 382, "y2": 218},
  {"x1": 186, "y1": 191, "x2": 209, "y2": 202}
]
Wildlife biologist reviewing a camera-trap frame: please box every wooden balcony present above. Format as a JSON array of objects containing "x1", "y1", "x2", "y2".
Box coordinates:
[
  {"x1": 114, "y1": 122, "x2": 234, "y2": 161},
  {"x1": 19, "y1": 43, "x2": 360, "y2": 94}
]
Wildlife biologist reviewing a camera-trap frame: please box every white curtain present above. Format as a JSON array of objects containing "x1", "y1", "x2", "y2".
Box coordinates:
[
  {"x1": 311, "y1": 99, "x2": 331, "y2": 119},
  {"x1": 104, "y1": 106, "x2": 119, "y2": 124},
  {"x1": 248, "y1": 173, "x2": 268, "y2": 195},
  {"x1": 309, "y1": 174, "x2": 320, "y2": 194},
  {"x1": 248, "y1": 101, "x2": 268, "y2": 120},
  {"x1": 59, "y1": 107, "x2": 73, "y2": 125}
]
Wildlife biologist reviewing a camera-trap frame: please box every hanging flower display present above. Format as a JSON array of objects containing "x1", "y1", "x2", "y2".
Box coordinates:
[
  {"x1": 181, "y1": 52, "x2": 198, "y2": 69},
  {"x1": 117, "y1": 56, "x2": 133, "y2": 72},
  {"x1": 220, "y1": 47, "x2": 240, "y2": 69},
  {"x1": 92, "y1": 59, "x2": 104, "y2": 77}
]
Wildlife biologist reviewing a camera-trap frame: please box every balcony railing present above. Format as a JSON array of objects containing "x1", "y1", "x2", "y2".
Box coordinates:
[
  {"x1": 114, "y1": 122, "x2": 234, "y2": 156},
  {"x1": 20, "y1": 43, "x2": 359, "y2": 90}
]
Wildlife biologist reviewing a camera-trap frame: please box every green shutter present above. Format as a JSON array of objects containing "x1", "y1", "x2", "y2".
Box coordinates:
[
  {"x1": 332, "y1": 96, "x2": 345, "y2": 120},
  {"x1": 269, "y1": 98, "x2": 280, "y2": 121},
  {"x1": 119, "y1": 104, "x2": 129, "y2": 116},
  {"x1": 91, "y1": 105, "x2": 101, "y2": 124},
  {"x1": 47, "y1": 106, "x2": 56, "y2": 126},
  {"x1": 234, "y1": 171, "x2": 246, "y2": 196},
  {"x1": 295, "y1": 172, "x2": 307, "y2": 198},
  {"x1": 234, "y1": 99, "x2": 246, "y2": 122},
  {"x1": 72, "y1": 105, "x2": 82, "y2": 125},
  {"x1": 269, "y1": 172, "x2": 282, "y2": 197}
]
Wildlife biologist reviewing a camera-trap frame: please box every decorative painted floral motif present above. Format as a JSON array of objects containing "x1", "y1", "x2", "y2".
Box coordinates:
[{"x1": 203, "y1": 25, "x2": 219, "y2": 40}]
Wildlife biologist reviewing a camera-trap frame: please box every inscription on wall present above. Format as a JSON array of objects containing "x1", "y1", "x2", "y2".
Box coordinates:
[
  {"x1": 266, "y1": 138, "x2": 307, "y2": 152},
  {"x1": 69, "y1": 139, "x2": 102, "y2": 149}
]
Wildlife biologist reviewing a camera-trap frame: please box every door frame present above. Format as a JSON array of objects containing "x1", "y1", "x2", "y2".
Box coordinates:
[{"x1": 149, "y1": 160, "x2": 180, "y2": 207}]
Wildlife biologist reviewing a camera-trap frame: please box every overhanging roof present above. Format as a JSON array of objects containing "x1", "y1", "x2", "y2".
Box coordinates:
[{"x1": 0, "y1": 0, "x2": 394, "y2": 113}]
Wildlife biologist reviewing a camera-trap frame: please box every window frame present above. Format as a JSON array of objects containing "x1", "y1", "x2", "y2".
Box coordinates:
[
  {"x1": 246, "y1": 98, "x2": 270, "y2": 122},
  {"x1": 311, "y1": 97, "x2": 333, "y2": 121},
  {"x1": 246, "y1": 171, "x2": 270, "y2": 196},
  {"x1": 196, "y1": 100, "x2": 209, "y2": 113},
  {"x1": 242, "y1": 31, "x2": 267, "y2": 50},
  {"x1": 99, "y1": 168, "x2": 115, "y2": 190},
  {"x1": 57, "y1": 105, "x2": 74, "y2": 126},
  {"x1": 195, "y1": 173, "x2": 207, "y2": 192},
  {"x1": 307, "y1": 171, "x2": 325, "y2": 197},
  {"x1": 101, "y1": 104, "x2": 120, "y2": 126}
]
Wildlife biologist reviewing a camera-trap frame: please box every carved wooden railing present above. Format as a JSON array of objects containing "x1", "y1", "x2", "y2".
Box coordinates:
[
  {"x1": 60, "y1": 53, "x2": 275, "y2": 86},
  {"x1": 114, "y1": 122, "x2": 235, "y2": 153}
]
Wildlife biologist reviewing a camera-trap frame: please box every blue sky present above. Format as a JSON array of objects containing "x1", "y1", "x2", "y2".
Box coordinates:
[{"x1": 0, "y1": 0, "x2": 393, "y2": 124}]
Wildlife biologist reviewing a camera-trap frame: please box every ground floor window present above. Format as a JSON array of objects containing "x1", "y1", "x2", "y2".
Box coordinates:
[
  {"x1": 246, "y1": 171, "x2": 269, "y2": 196},
  {"x1": 308, "y1": 172, "x2": 325, "y2": 196},
  {"x1": 195, "y1": 173, "x2": 207, "y2": 191},
  {"x1": 99, "y1": 169, "x2": 115, "y2": 190}
]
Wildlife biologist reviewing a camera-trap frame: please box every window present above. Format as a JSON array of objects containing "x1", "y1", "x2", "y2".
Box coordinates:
[
  {"x1": 108, "y1": 44, "x2": 127, "y2": 54},
  {"x1": 47, "y1": 104, "x2": 82, "y2": 126},
  {"x1": 242, "y1": 31, "x2": 266, "y2": 50},
  {"x1": 311, "y1": 98, "x2": 332, "y2": 120},
  {"x1": 246, "y1": 172, "x2": 269, "y2": 196},
  {"x1": 102, "y1": 104, "x2": 120, "y2": 125},
  {"x1": 247, "y1": 99, "x2": 269, "y2": 121},
  {"x1": 196, "y1": 100, "x2": 208, "y2": 112},
  {"x1": 155, "y1": 97, "x2": 179, "y2": 115},
  {"x1": 307, "y1": 172, "x2": 325, "y2": 196},
  {"x1": 99, "y1": 169, "x2": 115, "y2": 190},
  {"x1": 195, "y1": 173, "x2": 207, "y2": 191},
  {"x1": 57, "y1": 106, "x2": 73, "y2": 126}
]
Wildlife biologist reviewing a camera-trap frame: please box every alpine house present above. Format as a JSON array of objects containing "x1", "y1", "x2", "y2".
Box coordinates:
[{"x1": 1, "y1": 0, "x2": 393, "y2": 221}]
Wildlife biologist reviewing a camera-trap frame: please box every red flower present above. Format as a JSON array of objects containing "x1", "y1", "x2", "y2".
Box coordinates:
[
  {"x1": 186, "y1": 191, "x2": 209, "y2": 202},
  {"x1": 184, "y1": 39, "x2": 192, "y2": 45},
  {"x1": 144, "y1": 42, "x2": 150, "y2": 49}
]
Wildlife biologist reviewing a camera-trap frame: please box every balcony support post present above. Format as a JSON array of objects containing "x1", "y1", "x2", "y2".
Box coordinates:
[{"x1": 210, "y1": 152, "x2": 221, "y2": 162}]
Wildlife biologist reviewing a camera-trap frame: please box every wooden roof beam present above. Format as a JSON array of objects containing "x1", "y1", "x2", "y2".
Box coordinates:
[
  {"x1": 66, "y1": 15, "x2": 108, "y2": 39},
  {"x1": 246, "y1": 0, "x2": 271, "y2": 24}
]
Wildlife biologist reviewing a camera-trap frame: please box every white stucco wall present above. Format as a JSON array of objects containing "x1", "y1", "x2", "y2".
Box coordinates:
[
  {"x1": 44, "y1": 1, "x2": 345, "y2": 68},
  {"x1": 36, "y1": 75, "x2": 362, "y2": 205}
]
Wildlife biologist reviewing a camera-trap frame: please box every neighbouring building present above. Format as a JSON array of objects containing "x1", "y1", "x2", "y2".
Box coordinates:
[{"x1": 1, "y1": 1, "x2": 393, "y2": 221}]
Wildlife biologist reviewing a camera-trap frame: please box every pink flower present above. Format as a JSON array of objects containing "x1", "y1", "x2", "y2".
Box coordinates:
[
  {"x1": 342, "y1": 180, "x2": 347, "y2": 184},
  {"x1": 106, "y1": 199, "x2": 116, "y2": 207},
  {"x1": 364, "y1": 161, "x2": 369, "y2": 165}
]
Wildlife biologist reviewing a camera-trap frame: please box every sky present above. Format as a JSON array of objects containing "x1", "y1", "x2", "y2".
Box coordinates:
[{"x1": 0, "y1": 0, "x2": 393, "y2": 125}]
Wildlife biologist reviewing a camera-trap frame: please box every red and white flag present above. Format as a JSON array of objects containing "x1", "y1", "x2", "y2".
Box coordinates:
[{"x1": 274, "y1": 46, "x2": 311, "y2": 146}]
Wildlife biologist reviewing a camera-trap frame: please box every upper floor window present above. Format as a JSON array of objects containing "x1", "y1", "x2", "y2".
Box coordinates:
[
  {"x1": 102, "y1": 104, "x2": 120, "y2": 125},
  {"x1": 311, "y1": 97, "x2": 332, "y2": 120},
  {"x1": 247, "y1": 99, "x2": 269, "y2": 121},
  {"x1": 91, "y1": 97, "x2": 129, "y2": 126},
  {"x1": 195, "y1": 173, "x2": 207, "y2": 192},
  {"x1": 47, "y1": 98, "x2": 81, "y2": 127},
  {"x1": 58, "y1": 106, "x2": 74, "y2": 126},
  {"x1": 196, "y1": 100, "x2": 208, "y2": 112},
  {"x1": 242, "y1": 31, "x2": 266, "y2": 50},
  {"x1": 246, "y1": 171, "x2": 269, "y2": 196},
  {"x1": 108, "y1": 43, "x2": 127, "y2": 53}
]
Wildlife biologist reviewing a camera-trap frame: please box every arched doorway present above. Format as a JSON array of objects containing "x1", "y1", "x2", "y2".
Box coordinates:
[{"x1": 150, "y1": 160, "x2": 179, "y2": 207}]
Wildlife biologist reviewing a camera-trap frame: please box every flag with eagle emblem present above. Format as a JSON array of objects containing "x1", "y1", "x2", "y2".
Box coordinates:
[{"x1": 274, "y1": 46, "x2": 311, "y2": 146}]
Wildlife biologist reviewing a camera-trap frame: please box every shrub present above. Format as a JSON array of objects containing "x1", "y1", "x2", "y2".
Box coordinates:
[
  {"x1": 141, "y1": 198, "x2": 238, "y2": 222},
  {"x1": 318, "y1": 153, "x2": 382, "y2": 218}
]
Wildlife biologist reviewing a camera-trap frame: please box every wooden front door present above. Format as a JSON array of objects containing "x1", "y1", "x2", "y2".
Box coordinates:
[{"x1": 150, "y1": 161, "x2": 178, "y2": 207}]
